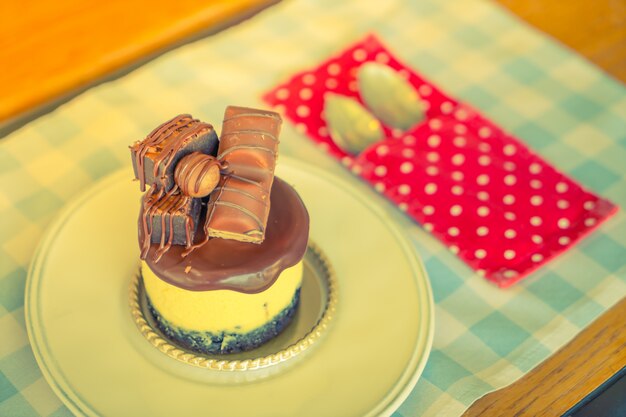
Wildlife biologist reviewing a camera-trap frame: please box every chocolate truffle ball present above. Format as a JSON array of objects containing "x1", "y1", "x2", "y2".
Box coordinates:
[{"x1": 174, "y1": 152, "x2": 221, "y2": 197}]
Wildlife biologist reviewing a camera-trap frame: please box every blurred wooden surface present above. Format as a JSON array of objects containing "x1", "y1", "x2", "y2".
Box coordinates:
[
  {"x1": 0, "y1": 0, "x2": 275, "y2": 123},
  {"x1": 0, "y1": 1, "x2": 624, "y2": 414},
  {"x1": 463, "y1": 297, "x2": 626, "y2": 417},
  {"x1": 0, "y1": 0, "x2": 623, "y2": 125},
  {"x1": 496, "y1": 0, "x2": 626, "y2": 82}
]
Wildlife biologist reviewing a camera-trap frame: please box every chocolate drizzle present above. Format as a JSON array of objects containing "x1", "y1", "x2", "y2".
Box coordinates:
[
  {"x1": 130, "y1": 114, "x2": 215, "y2": 192},
  {"x1": 140, "y1": 178, "x2": 310, "y2": 293}
]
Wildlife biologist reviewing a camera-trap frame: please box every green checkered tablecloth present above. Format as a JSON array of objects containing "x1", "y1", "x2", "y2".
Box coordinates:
[{"x1": 1, "y1": 0, "x2": 625, "y2": 415}]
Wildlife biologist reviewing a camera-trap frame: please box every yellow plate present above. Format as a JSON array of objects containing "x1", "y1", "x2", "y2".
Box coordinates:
[{"x1": 25, "y1": 157, "x2": 434, "y2": 417}]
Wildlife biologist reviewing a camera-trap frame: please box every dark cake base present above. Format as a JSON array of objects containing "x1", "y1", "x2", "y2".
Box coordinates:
[{"x1": 146, "y1": 288, "x2": 301, "y2": 355}]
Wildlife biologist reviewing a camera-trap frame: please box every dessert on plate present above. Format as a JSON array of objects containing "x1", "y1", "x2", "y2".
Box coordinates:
[{"x1": 129, "y1": 106, "x2": 309, "y2": 354}]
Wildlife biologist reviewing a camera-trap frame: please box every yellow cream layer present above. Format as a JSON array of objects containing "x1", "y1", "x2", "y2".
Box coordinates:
[{"x1": 142, "y1": 261, "x2": 303, "y2": 333}]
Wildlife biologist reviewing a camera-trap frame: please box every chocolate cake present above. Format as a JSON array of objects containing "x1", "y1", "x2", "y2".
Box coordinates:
[{"x1": 130, "y1": 107, "x2": 309, "y2": 355}]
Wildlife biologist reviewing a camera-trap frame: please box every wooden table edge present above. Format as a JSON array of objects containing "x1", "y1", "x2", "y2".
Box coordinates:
[{"x1": 463, "y1": 296, "x2": 626, "y2": 417}]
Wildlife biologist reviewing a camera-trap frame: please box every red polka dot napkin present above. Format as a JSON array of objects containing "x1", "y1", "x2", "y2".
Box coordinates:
[{"x1": 262, "y1": 34, "x2": 618, "y2": 287}]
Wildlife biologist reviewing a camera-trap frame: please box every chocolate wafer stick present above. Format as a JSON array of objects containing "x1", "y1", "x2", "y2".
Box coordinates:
[{"x1": 204, "y1": 106, "x2": 281, "y2": 244}]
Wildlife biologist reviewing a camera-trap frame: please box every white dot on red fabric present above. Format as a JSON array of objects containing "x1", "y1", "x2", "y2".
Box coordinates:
[
  {"x1": 424, "y1": 223, "x2": 434, "y2": 231},
  {"x1": 400, "y1": 162, "x2": 414, "y2": 174},
  {"x1": 375, "y1": 182, "x2": 385, "y2": 192},
  {"x1": 296, "y1": 123, "x2": 307, "y2": 133},
  {"x1": 530, "y1": 195, "x2": 543, "y2": 206},
  {"x1": 529, "y1": 163, "x2": 542, "y2": 174},
  {"x1": 276, "y1": 88, "x2": 289, "y2": 100},
  {"x1": 448, "y1": 227, "x2": 460, "y2": 236},
  {"x1": 427, "y1": 135, "x2": 441, "y2": 147},
  {"x1": 392, "y1": 129, "x2": 403, "y2": 138},
  {"x1": 453, "y1": 136, "x2": 467, "y2": 147},
  {"x1": 418, "y1": 84, "x2": 432, "y2": 96},
  {"x1": 452, "y1": 185, "x2": 464, "y2": 195},
  {"x1": 558, "y1": 218, "x2": 570, "y2": 229},
  {"x1": 327, "y1": 63, "x2": 341, "y2": 76},
  {"x1": 503, "y1": 270, "x2": 518, "y2": 279},
  {"x1": 504, "y1": 229, "x2": 516, "y2": 239},
  {"x1": 504, "y1": 161, "x2": 516, "y2": 171},
  {"x1": 477, "y1": 206, "x2": 490, "y2": 217},
  {"x1": 557, "y1": 199, "x2": 570, "y2": 209},
  {"x1": 351, "y1": 165, "x2": 362, "y2": 175},
  {"x1": 454, "y1": 124, "x2": 468, "y2": 135},
  {"x1": 352, "y1": 48, "x2": 367, "y2": 61},
  {"x1": 504, "y1": 250, "x2": 516, "y2": 260},
  {"x1": 422, "y1": 100, "x2": 431, "y2": 111},
  {"x1": 556, "y1": 182, "x2": 568, "y2": 193},
  {"x1": 398, "y1": 69, "x2": 410, "y2": 79},
  {"x1": 503, "y1": 194, "x2": 515, "y2": 205},
  {"x1": 348, "y1": 81, "x2": 358, "y2": 91},
  {"x1": 477, "y1": 174, "x2": 490, "y2": 185},
  {"x1": 559, "y1": 236, "x2": 571, "y2": 245},
  {"x1": 317, "y1": 142, "x2": 330, "y2": 151},
  {"x1": 477, "y1": 226, "x2": 489, "y2": 236},
  {"x1": 376, "y1": 145, "x2": 390, "y2": 156},
  {"x1": 429, "y1": 119, "x2": 442, "y2": 130},
  {"x1": 505, "y1": 212, "x2": 516, "y2": 221},
  {"x1": 504, "y1": 174, "x2": 517, "y2": 186},
  {"x1": 441, "y1": 102, "x2": 454, "y2": 114},
  {"x1": 450, "y1": 245, "x2": 460, "y2": 254},
  {"x1": 450, "y1": 205, "x2": 463, "y2": 216},
  {"x1": 479, "y1": 142, "x2": 492, "y2": 153},
  {"x1": 341, "y1": 156, "x2": 352, "y2": 166},
  {"x1": 475, "y1": 249, "x2": 487, "y2": 259},
  {"x1": 402, "y1": 148, "x2": 416, "y2": 158},
  {"x1": 502, "y1": 144, "x2": 516, "y2": 156},
  {"x1": 425, "y1": 183, "x2": 438, "y2": 194},
  {"x1": 478, "y1": 155, "x2": 491, "y2": 166},
  {"x1": 426, "y1": 166, "x2": 439, "y2": 176},
  {"x1": 326, "y1": 78, "x2": 338, "y2": 89},
  {"x1": 478, "y1": 127, "x2": 492, "y2": 138},
  {"x1": 399, "y1": 203, "x2": 408, "y2": 211},
  {"x1": 477, "y1": 191, "x2": 489, "y2": 201},
  {"x1": 297, "y1": 105, "x2": 310, "y2": 117},
  {"x1": 427, "y1": 152, "x2": 440, "y2": 163},
  {"x1": 531, "y1": 253, "x2": 544, "y2": 262},
  {"x1": 374, "y1": 166, "x2": 387, "y2": 177},
  {"x1": 375, "y1": 52, "x2": 390, "y2": 63},
  {"x1": 423, "y1": 205, "x2": 435, "y2": 215},
  {"x1": 530, "y1": 216, "x2": 542, "y2": 226},
  {"x1": 584, "y1": 201, "x2": 596, "y2": 210},
  {"x1": 451, "y1": 171, "x2": 464, "y2": 181},
  {"x1": 532, "y1": 234, "x2": 543, "y2": 244},
  {"x1": 302, "y1": 74, "x2": 316, "y2": 85},
  {"x1": 585, "y1": 218, "x2": 597, "y2": 226},
  {"x1": 403, "y1": 136, "x2": 416, "y2": 146},
  {"x1": 299, "y1": 88, "x2": 313, "y2": 100},
  {"x1": 455, "y1": 109, "x2": 468, "y2": 121},
  {"x1": 530, "y1": 179, "x2": 542, "y2": 189},
  {"x1": 399, "y1": 184, "x2": 411, "y2": 195},
  {"x1": 452, "y1": 154, "x2": 465, "y2": 166},
  {"x1": 318, "y1": 127, "x2": 328, "y2": 137}
]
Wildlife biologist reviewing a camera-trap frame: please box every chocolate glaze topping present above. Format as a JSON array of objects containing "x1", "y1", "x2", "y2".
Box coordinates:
[{"x1": 140, "y1": 177, "x2": 310, "y2": 293}]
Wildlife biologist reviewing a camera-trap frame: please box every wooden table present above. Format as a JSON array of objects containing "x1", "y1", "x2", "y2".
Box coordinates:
[{"x1": 1, "y1": 1, "x2": 624, "y2": 416}]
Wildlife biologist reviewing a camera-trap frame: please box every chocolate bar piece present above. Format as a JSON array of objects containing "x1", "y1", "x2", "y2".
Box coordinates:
[
  {"x1": 139, "y1": 189, "x2": 201, "y2": 260},
  {"x1": 205, "y1": 106, "x2": 281, "y2": 243},
  {"x1": 130, "y1": 114, "x2": 219, "y2": 192}
]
